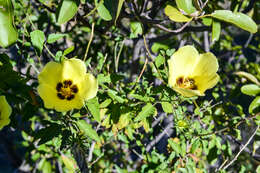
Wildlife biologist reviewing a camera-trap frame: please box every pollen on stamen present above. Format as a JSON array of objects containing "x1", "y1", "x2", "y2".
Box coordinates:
[
  {"x1": 57, "y1": 93, "x2": 65, "y2": 100},
  {"x1": 71, "y1": 85, "x2": 78, "y2": 93},
  {"x1": 63, "y1": 80, "x2": 72, "y2": 87},
  {"x1": 56, "y1": 82, "x2": 63, "y2": 91},
  {"x1": 177, "y1": 77, "x2": 183, "y2": 84},
  {"x1": 66, "y1": 95, "x2": 75, "y2": 100}
]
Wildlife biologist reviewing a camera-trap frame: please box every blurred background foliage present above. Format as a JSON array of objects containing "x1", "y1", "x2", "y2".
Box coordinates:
[{"x1": 0, "y1": 0, "x2": 259, "y2": 172}]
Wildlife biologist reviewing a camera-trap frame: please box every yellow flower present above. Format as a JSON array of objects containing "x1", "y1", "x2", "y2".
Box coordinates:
[
  {"x1": 37, "y1": 58, "x2": 98, "y2": 112},
  {"x1": 0, "y1": 96, "x2": 12, "y2": 130},
  {"x1": 168, "y1": 45, "x2": 219, "y2": 97}
]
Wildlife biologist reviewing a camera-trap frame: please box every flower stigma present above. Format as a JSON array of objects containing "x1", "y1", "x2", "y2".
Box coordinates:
[
  {"x1": 56, "y1": 79, "x2": 78, "y2": 101},
  {"x1": 176, "y1": 76, "x2": 197, "y2": 90}
]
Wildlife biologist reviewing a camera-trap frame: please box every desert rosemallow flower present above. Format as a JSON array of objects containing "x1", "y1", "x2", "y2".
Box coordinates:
[
  {"x1": 168, "y1": 45, "x2": 219, "y2": 97},
  {"x1": 0, "y1": 96, "x2": 12, "y2": 130},
  {"x1": 37, "y1": 58, "x2": 98, "y2": 112}
]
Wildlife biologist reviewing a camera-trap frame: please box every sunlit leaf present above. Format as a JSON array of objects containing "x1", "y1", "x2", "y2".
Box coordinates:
[
  {"x1": 134, "y1": 103, "x2": 156, "y2": 122},
  {"x1": 76, "y1": 120, "x2": 101, "y2": 142},
  {"x1": 249, "y1": 96, "x2": 260, "y2": 114},
  {"x1": 176, "y1": 0, "x2": 196, "y2": 15},
  {"x1": 211, "y1": 10, "x2": 257, "y2": 33},
  {"x1": 241, "y1": 84, "x2": 260, "y2": 96},
  {"x1": 47, "y1": 33, "x2": 67, "y2": 44},
  {"x1": 86, "y1": 97, "x2": 100, "y2": 122},
  {"x1": 30, "y1": 30, "x2": 45, "y2": 55},
  {"x1": 115, "y1": 0, "x2": 124, "y2": 24},
  {"x1": 212, "y1": 20, "x2": 221, "y2": 42},
  {"x1": 0, "y1": 0, "x2": 18, "y2": 48},
  {"x1": 165, "y1": 5, "x2": 192, "y2": 22},
  {"x1": 234, "y1": 71, "x2": 260, "y2": 85},
  {"x1": 96, "y1": 0, "x2": 113, "y2": 21},
  {"x1": 57, "y1": 0, "x2": 80, "y2": 24}
]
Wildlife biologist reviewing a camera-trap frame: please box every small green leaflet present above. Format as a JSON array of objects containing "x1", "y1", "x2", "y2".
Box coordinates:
[
  {"x1": 86, "y1": 97, "x2": 101, "y2": 122},
  {"x1": 241, "y1": 84, "x2": 260, "y2": 96},
  {"x1": 176, "y1": 0, "x2": 196, "y2": 15},
  {"x1": 76, "y1": 120, "x2": 101, "y2": 142},
  {"x1": 57, "y1": 0, "x2": 80, "y2": 24},
  {"x1": 47, "y1": 33, "x2": 67, "y2": 44},
  {"x1": 249, "y1": 96, "x2": 260, "y2": 114},
  {"x1": 212, "y1": 20, "x2": 221, "y2": 42},
  {"x1": 134, "y1": 103, "x2": 156, "y2": 122},
  {"x1": 30, "y1": 30, "x2": 45, "y2": 55}
]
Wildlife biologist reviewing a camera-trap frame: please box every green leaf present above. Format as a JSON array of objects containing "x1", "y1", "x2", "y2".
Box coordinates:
[
  {"x1": 0, "y1": 0, "x2": 18, "y2": 48},
  {"x1": 212, "y1": 20, "x2": 221, "y2": 42},
  {"x1": 176, "y1": 0, "x2": 196, "y2": 15},
  {"x1": 107, "y1": 89, "x2": 125, "y2": 103},
  {"x1": 168, "y1": 139, "x2": 181, "y2": 155},
  {"x1": 202, "y1": 17, "x2": 212, "y2": 26},
  {"x1": 164, "y1": 5, "x2": 192, "y2": 22},
  {"x1": 115, "y1": 0, "x2": 124, "y2": 25},
  {"x1": 130, "y1": 21, "x2": 143, "y2": 38},
  {"x1": 76, "y1": 120, "x2": 101, "y2": 142},
  {"x1": 63, "y1": 46, "x2": 75, "y2": 56},
  {"x1": 86, "y1": 97, "x2": 100, "y2": 122},
  {"x1": 117, "y1": 112, "x2": 130, "y2": 130},
  {"x1": 155, "y1": 55, "x2": 165, "y2": 68},
  {"x1": 34, "y1": 123, "x2": 62, "y2": 145},
  {"x1": 96, "y1": 0, "x2": 113, "y2": 21},
  {"x1": 234, "y1": 71, "x2": 260, "y2": 85},
  {"x1": 211, "y1": 10, "x2": 257, "y2": 33},
  {"x1": 57, "y1": 0, "x2": 80, "y2": 24},
  {"x1": 47, "y1": 33, "x2": 66, "y2": 44},
  {"x1": 249, "y1": 96, "x2": 260, "y2": 114},
  {"x1": 161, "y1": 102, "x2": 173, "y2": 113},
  {"x1": 61, "y1": 154, "x2": 78, "y2": 171},
  {"x1": 134, "y1": 103, "x2": 156, "y2": 122},
  {"x1": 30, "y1": 30, "x2": 45, "y2": 55},
  {"x1": 241, "y1": 84, "x2": 260, "y2": 96},
  {"x1": 152, "y1": 43, "x2": 169, "y2": 54}
]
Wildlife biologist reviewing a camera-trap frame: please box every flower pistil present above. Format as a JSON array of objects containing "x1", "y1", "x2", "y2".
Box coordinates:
[
  {"x1": 56, "y1": 79, "x2": 78, "y2": 100},
  {"x1": 176, "y1": 76, "x2": 197, "y2": 90}
]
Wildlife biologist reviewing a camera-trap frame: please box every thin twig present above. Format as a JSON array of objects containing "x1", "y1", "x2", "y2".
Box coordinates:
[
  {"x1": 83, "y1": 22, "x2": 95, "y2": 62},
  {"x1": 155, "y1": 20, "x2": 192, "y2": 33},
  {"x1": 221, "y1": 125, "x2": 259, "y2": 171},
  {"x1": 87, "y1": 141, "x2": 96, "y2": 162},
  {"x1": 142, "y1": 35, "x2": 166, "y2": 84},
  {"x1": 137, "y1": 57, "x2": 148, "y2": 82}
]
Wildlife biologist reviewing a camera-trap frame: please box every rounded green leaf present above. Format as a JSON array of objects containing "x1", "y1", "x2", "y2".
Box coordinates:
[
  {"x1": 134, "y1": 103, "x2": 156, "y2": 122},
  {"x1": 96, "y1": 0, "x2": 113, "y2": 21},
  {"x1": 165, "y1": 5, "x2": 192, "y2": 22},
  {"x1": 211, "y1": 10, "x2": 258, "y2": 33},
  {"x1": 212, "y1": 20, "x2": 221, "y2": 42},
  {"x1": 57, "y1": 0, "x2": 79, "y2": 24},
  {"x1": 176, "y1": 0, "x2": 196, "y2": 15},
  {"x1": 30, "y1": 30, "x2": 45, "y2": 55},
  {"x1": 47, "y1": 33, "x2": 67, "y2": 44},
  {"x1": 249, "y1": 96, "x2": 260, "y2": 114},
  {"x1": 241, "y1": 84, "x2": 260, "y2": 96},
  {"x1": 0, "y1": 0, "x2": 18, "y2": 48},
  {"x1": 76, "y1": 120, "x2": 101, "y2": 142}
]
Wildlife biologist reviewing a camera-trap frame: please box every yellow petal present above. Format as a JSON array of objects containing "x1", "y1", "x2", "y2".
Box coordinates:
[
  {"x1": 37, "y1": 84, "x2": 84, "y2": 112},
  {"x1": 194, "y1": 74, "x2": 220, "y2": 93},
  {"x1": 190, "y1": 52, "x2": 219, "y2": 77},
  {"x1": 38, "y1": 61, "x2": 62, "y2": 87},
  {"x1": 62, "y1": 58, "x2": 86, "y2": 83},
  {"x1": 168, "y1": 45, "x2": 199, "y2": 87},
  {"x1": 173, "y1": 86, "x2": 204, "y2": 97},
  {"x1": 165, "y1": 5, "x2": 192, "y2": 22},
  {"x1": 0, "y1": 96, "x2": 12, "y2": 130},
  {"x1": 79, "y1": 73, "x2": 98, "y2": 101}
]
